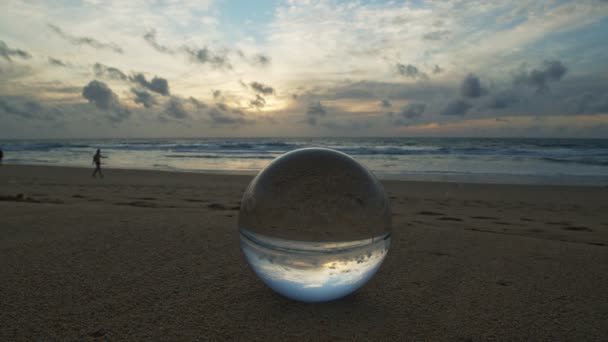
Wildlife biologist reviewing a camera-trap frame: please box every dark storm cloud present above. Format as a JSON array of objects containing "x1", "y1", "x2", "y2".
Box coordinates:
[
  {"x1": 82, "y1": 80, "x2": 117, "y2": 110},
  {"x1": 487, "y1": 91, "x2": 519, "y2": 109},
  {"x1": 396, "y1": 63, "x2": 428, "y2": 79},
  {"x1": 129, "y1": 73, "x2": 169, "y2": 95},
  {"x1": 441, "y1": 99, "x2": 472, "y2": 116},
  {"x1": 400, "y1": 103, "x2": 426, "y2": 119},
  {"x1": 165, "y1": 97, "x2": 189, "y2": 119},
  {"x1": 0, "y1": 40, "x2": 31, "y2": 61},
  {"x1": 131, "y1": 88, "x2": 156, "y2": 108},
  {"x1": 48, "y1": 24, "x2": 123, "y2": 54},
  {"x1": 422, "y1": 30, "x2": 450, "y2": 41},
  {"x1": 250, "y1": 81, "x2": 274, "y2": 95},
  {"x1": 82, "y1": 80, "x2": 130, "y2": 122},
  {"x1": 48, "y1": 57, "x2": 68, "y2": 67},
  {"x1": 250, "y1": 94, "x2": 266, "y2": 109},
  {"x1": 208, "y1": 105, "x2": 254, "y2": 125},
  {"x1": 0, "y1": 98, "x2": 56, "y2": 121},
  {"x1": 306, "y1": 117, "x2": 317, "y2": 126},
  {"x1": 189, "y1": 97, "x2": 207, "y2": 109},
  {"x1": 93, "y1": 63, "x2": 128, "y2": 81},
  {"x1": 306, "y1": 101, "x2": 327, "y2": 116},
  {"x1": 379, "y1": 98, "x2": 392, "y2": 108},
  {"x1": 183, "y1": 47, "x2": 231, "y2": 69},
  {"x1": 304, "y1": 101, "x2": 327, "y2": 126},
  {"x1": 461, "y1": 73, "x2": 487, "y2": 98},
  {"x1": 569, "y1": 92, "x2": 608, "y2": 114},
  {"x1": 514, "y1": 60, "x2": 567, "y2": 92},
  {"x1": 0, "y1": 99, "x2": 36, "y2": 119},
  {"x1": 143, "y1": 29, "x2": 174, "y2": 54}
]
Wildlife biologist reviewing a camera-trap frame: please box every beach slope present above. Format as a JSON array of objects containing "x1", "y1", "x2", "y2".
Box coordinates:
[{"x1": 1, "y1": 165, "x2": 607, "y2": 340}]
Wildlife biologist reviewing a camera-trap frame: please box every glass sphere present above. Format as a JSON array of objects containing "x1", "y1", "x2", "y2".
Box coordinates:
[{"x1": 239, "y1": 148, "x2": 391, "y2": 302}]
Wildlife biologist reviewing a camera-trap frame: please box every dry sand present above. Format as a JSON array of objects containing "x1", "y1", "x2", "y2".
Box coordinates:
[{"x1": 1, "y1": 165, "x2": 607, "y2": 341}]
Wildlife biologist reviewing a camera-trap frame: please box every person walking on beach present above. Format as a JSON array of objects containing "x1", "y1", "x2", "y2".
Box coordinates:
[
  {"x1": 92, "y1": 149, "x2": 105, "y2": 178},
  {"x1": 0, "y1": 148, "x2": 3, "y2": 165}
]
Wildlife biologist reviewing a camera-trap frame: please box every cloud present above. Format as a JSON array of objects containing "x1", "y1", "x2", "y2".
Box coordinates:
[
  {"x1": 441, "y1": 99, "x2": 472, "y2": 116},
  {"x1": 93, "y1": 63, "x2": 128, "y2": 81},
  {"x1": 82, "y1": 80, "x2": 130, "y2": 121},
  {"x1": 208, "y1": 105, "x2": 254, "y2": 125},
  {"x1": 396, "y1": 63, "x2": 428, "y2": 79},
  {"x1": 250, "y1": 81, "x2": 274, "y2": 95},
  {"x1": 400, "y1": 103, "x2": 426, "y2": 119},
  {"x1": 487, "y1": 91, "x2": 519, "y2": 109},
  {"x1": 165, "y1": 97, "x2": 189, "y2": 119},
  {"x1": 129, "y1": 73, "x2": 169, "y2": 95},
  {"x1": 48, "y1": 57, "x2": 68, "y2": 67},
  {"x1": 48, "y1": 24, "x2": 123, "y2": 54},
  {"x1": 0, "y1": 41, "x2": 31, "y2": 62},
  {"x1": 183, "y1": 46, "x2": 231, "y2": 69},
  {"x1": 422, "y1": 30, "x2": 450, "y2": 41},
  {"x1": 514, "y1": 60, "x2": 568, "y2": 92},
  {"x1": 0, "y1": 98, "x2": 57, "y2": 121},
  {"x1": 320, "y1": 120, "x2": 373, "y2": 131},
  {"x1": 0, "y1": 99, "x2": 36, "y2": 119},
  {"x1": 143, "y1": 29, "x2": 174, "y2": 54},
  {"x1": 131, "y1": 88, "x2": 156, "y2": 108},
  {"x1": 379, "y1": 99, "x2": 392, "y2": 108},
  {"x1": 189, "y1": 97, "x2": 207, "y2": 109},
  {"x1": 306, "y1": 101, "x2": 327, "y2": 116},
  {"x1": 251, "y1": 54, "x2": 271, "y2": 67},
  {"x1": 569, "y1": 92, "x2": 608, "y2": 114},
  {"x1": 250, "y1": 94, "x2": 266, "y2": 109},
  {"x1": 461, "y1": 73, "x2": 487, "y2": 98}
]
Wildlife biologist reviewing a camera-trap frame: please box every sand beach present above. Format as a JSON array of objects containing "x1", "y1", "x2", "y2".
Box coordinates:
[{"x1": 1, "y1": 165, "x2": 607, "y2": 340}]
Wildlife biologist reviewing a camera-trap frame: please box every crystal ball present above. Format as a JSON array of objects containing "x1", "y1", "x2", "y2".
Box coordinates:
[{"x1": 239, "y1": 148, "x2": 391, "y2": 302}]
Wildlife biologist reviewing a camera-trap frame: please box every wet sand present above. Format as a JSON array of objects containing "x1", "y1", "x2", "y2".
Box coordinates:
[{"x1": 1, "y1": 165, "x2": 607, "y2": 341}]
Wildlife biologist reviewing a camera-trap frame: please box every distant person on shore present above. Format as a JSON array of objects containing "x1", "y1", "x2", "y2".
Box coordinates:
[
  {"x1": 0, "y1": 148, "x2": 3, "y2": 165},
  {"x1": 92, "y1": 149, "x2": 106, "y2": 178}
]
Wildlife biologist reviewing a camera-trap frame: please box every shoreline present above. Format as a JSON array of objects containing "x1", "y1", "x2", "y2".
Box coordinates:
[{"x1": 2, "y1": 162, "x2": 607, "y2": 186}]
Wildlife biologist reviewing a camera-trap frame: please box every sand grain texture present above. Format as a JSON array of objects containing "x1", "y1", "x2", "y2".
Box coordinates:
[{"x1": 1, "y1": 165, "x2": 607, "y2": 341}]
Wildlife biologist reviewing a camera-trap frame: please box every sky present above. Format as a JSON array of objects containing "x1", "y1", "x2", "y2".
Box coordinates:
[{"x1": 1, "y1": 0, "x2": 607, "y2": 138}]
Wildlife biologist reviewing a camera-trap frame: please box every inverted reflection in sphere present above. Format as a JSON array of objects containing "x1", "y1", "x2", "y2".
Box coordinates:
[{"x1": 239, "y1": 148, "x2": 391, "y2": 302}]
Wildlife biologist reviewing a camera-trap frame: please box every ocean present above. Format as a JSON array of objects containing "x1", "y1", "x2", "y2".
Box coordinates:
[{"x1": 1, "y1": 137, "x2": 607, "y2": 185}]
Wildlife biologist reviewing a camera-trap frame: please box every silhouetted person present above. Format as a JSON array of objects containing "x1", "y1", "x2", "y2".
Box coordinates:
[
  {"x1": 0, "y1": 149, "x2": 3, "y2": 165},
  {"x1": 92, "y1": 149, "x2": 105, "y2": 178}
]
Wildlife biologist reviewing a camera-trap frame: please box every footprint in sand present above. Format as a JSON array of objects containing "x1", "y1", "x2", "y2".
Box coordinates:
[
  {"x1": 438, "y1": 216, "x2": 462, "y2": 222},
  {"x1": 562, "y1": 226, "x2": 593, "y2": 232},
  {"x1": 493, "y1": 221, "x2": 512, "y2": 226},
  {"x1": 114, "y1": 201, "x2": 159, "y2": 208},
  {"x1": 184, "y1": 198, "x2": 208, "y2": 203},
  {"x1": 417, "y1": 211, "x2": 445, "y2": 216},
  {"x1": 207, "y1": 203, "x2": 240, "y2": 210},
  {"x1": 470, "y1": 216, "x2": 499, "y2": 220}
]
